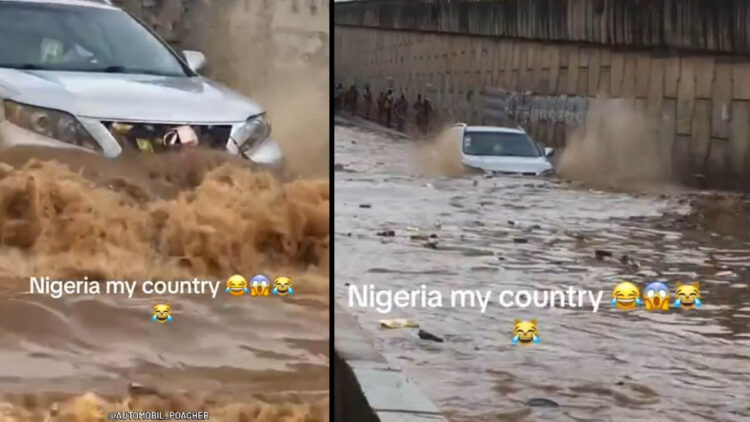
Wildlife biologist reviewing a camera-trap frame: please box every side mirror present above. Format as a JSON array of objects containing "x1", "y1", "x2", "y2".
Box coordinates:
[
  {"x1": 544, "y1": 147, "x2": 555, "y2": 157},
  {"x1": 183, "y1": 50, "x2": 207, "y2": 73}
]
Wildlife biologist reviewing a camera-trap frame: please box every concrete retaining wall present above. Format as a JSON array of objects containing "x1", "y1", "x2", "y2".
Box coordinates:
[
  {"x1": 334, "y1": 1, "x2": 750, "y2": 187},
  {"x1": 114, "y1": 0, "x2": 329, "y2": 78},
  {"x1": 334, "y1": 305, "x2": 447, "y2": 422},
  {"x1": 335, "y1": 0, "x2": 750, "y2": 56}
]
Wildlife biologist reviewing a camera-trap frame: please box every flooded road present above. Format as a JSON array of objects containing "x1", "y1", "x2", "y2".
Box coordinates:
[{"x1": 334, "y1": 117, "x2": 750, "y2": 422}]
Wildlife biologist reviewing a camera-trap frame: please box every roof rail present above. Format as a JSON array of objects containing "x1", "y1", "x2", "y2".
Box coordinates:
[{"x1": 453, "y1": 122, "x2": 468, "y2": 128}]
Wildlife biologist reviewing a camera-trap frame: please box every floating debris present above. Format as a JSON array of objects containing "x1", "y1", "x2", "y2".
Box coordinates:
[
  {"x1": 380, "y1": 318, "x2": 419, "y2": 329},
  {"x1": 526, "y1": 398, "x2": 559, "y2": 408},
  {"x1": 418, "y1": 329, "x2": 444, "y2": 342}
]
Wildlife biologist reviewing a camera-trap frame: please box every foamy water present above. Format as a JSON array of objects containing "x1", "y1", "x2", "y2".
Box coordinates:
[{"x1": 0, "y1": 151, "x2": 329, "y2": 421}]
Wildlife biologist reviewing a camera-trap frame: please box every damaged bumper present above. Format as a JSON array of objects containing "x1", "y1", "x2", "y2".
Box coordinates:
[{"x1": 0, "y1": 118, "x2": 283, "y2": 168}]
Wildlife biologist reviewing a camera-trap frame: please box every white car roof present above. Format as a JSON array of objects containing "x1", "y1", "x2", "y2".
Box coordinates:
[
  {"x1": 465, "y1": 125, "x2": 526, "y2": 134},
  {"x1": 0, "y1": 0, "x2": 116, "y2": 9}
]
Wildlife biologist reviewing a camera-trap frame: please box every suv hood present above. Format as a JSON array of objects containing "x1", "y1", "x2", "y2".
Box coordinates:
[
  {"x1": 0, "y1": 69, "x2": 262, "y2": 124},
  {"x1": 462, "y1": 154, "x2": 553, "y2": 174}
]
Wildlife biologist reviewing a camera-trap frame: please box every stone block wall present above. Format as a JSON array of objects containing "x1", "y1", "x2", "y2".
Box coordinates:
[
  {"x1": 114, "y1": 0, "x2": 329, "y2": 77},
  {"x1": 335, "y1": 0, "x2": 750, "y2": 55},
  {"x1": 334, "y1": 2, "x2": 750, "y2": 187}
]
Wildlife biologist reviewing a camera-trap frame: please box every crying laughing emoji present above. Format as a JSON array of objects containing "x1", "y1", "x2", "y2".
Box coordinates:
[
  {"x1": 512, "y1": 319, "x2": 539, "y2": 346},
  {"x1": 152, "y1": 304, "x2": 172, "y2": 324},
  {"x1": 611, "y1": 281, "x2": 641, "y2": 310},
  {"x1": 644, "y1": 281, "x2": 670, "y2": 312},
  {"x1": 272, "y1": 276, "x2": 294, "y2": 296},
  {"x1": 672, "y1": 281, "x2": 702, "y2": 309},
  {"x1": 225, "y1": 275, "x2": 249, "y2": 297}
]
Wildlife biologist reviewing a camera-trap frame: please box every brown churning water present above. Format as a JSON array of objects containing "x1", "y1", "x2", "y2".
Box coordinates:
[{"x1": 0, "y1": 148, "x2": 329, "y2": 421}]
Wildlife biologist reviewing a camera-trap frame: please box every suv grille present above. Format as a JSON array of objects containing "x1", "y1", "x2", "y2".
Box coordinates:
[{"x1": 103, "y1": 121, "x2": 232, "y2": 153}]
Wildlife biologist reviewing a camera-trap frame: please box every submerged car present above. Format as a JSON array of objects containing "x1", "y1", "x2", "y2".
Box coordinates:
[
  {"x1": 0, "y1": 0, "x2": 281, "y2": 167},
  {"x1": 454, "y1": 123, "x2": 554, "y2": 176}
]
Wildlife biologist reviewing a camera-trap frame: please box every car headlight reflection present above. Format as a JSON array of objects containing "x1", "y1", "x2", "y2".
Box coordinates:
[
  {"x1": 3, "y1": 100, "x2": 101, "y2": 152},
  {"x1": 234, "y1": 114, "x2": 271, "y2": 154}
]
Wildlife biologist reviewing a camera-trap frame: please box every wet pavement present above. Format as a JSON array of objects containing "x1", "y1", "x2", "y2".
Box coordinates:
[{"x1": 334, "y1": 117, "x2": 750, "y2": 422}]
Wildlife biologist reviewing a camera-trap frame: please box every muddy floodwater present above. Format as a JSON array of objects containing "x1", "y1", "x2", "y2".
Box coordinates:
[
  {"x1": 334, "y1": 117, "x2": 750, "y2": 422},
  {"x1": 0, "y1": 149, "x2": 329, "y2": 421}
]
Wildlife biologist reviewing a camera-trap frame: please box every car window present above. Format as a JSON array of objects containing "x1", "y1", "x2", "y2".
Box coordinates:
[
  {"x1": 0, "y1": 1, "x2": 188, "y2": 77},
  {"x1": 463, "y1": 131, "x2": 541, "y2": 157}
]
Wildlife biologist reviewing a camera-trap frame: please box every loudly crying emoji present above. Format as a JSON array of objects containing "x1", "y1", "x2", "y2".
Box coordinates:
[
  {"x1": 672, "y1": 281, "x2": 702, "y2": 309},
  {"x1": 152, "y1": 304, "x2": 172, "y2": 324},
  {"x1": 512, "y1": 319, "x2": 539, "y2": 346},
  {"x1": 611, "y1": 281, "x2": 641, "y2": 310}
]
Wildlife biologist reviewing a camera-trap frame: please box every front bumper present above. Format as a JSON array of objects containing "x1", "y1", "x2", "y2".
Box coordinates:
[{"x1": 0, "y1": 119, "x2": 283, "y2": 168}]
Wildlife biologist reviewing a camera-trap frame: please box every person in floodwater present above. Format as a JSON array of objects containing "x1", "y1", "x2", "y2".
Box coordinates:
[
  {"x1": 413, "y1": 94, "x2": 424, "y2": 131},
  {"x1": 363, "y1": 85, "x2": 372, "y2": 119},
  {"x1": 348, "y1": 84, "x2": 359, "y2": 115},
  {"x1": 419, "y1": 96, "x2": 433, "y2": 134},
  {"x1": 377, "y1": 91, "x2": 386, "y2": 123},
  {"x1": 334, "y1": 83, "x2": 344, "y2": 113},
  {"x1": 384, "y1": 88, "x2": 394, "y2": 128},
  {"x1": 394, "y1": 92, "x2": 408, "y2": 131}
]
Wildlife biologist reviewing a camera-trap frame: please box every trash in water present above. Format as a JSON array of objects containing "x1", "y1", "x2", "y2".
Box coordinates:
[
  {"x1": 526, "y1": 398, "x2": 559, "y2": 408},
  {"x1": 112, "y1": 122, "x2": 134, "y2": 134},
  {"x1": 163, "y1": 125, "x2": 198, "y2": 148},
  {"x1": 595, "y1": 249, "x2": 612, "y2": 260},
  {"x1": 523, "y1": 224, "x2": 541, "y2": 232},
  {"x1": 0, "y1": 163, "x2": 14, "y2": 178},
  {"x1": 513, "y1": 237, "x2": 528, "y2": 243},
  {"x1": 136, "y1": 138, "x2": 154, "y2": 153},
  {"x1": 128, "y1": 382, "x2": 162, "y2": 397},
  {"x1": 380, "y1": 318, "x2": 419, "y2": 329},
  {"x1": 176, "y1": 125, "x2": 199, "y2": 147},
  {"x1": 418, "y1": 329, "x2": 444, "y2": 342},
  {"x1": 410, "y1": 233, "x2": 438, "y2": 241},
  {"x1": 377, "y1": 229, "x2": 396, "y2": 237},
  {"x1": 715, "y1": 270, "x2": 736, "y2": 277},
  {"x1": 359, "y1": 203, "x2": 372, "y2": 208},
  {"x1": 423, "y1": 238, "x2": 439, "y2": 249}
]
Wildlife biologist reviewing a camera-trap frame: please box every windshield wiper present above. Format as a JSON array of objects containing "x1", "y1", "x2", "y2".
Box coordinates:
[
  {"x1": 96, "y1": 65, "x2": 174, "y2": 76},
  {"x1": 0, "y1": 63, "x2": 44, "y2": 70},
  {"x1": 102, "y1": 65, "x2": 127, "y2": 73}
]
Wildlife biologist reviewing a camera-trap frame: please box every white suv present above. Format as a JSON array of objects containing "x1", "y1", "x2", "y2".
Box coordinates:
[
  {"x1": 0, "y1": 0, "x2": 281, "y2": 167},
  {"x1": 452, "y1": 123, "x2": 555, "y2": 176}
]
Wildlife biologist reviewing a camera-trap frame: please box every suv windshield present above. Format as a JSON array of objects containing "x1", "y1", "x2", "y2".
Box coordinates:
[
  {"x1": 0, "y1": 1, "x2": 188, "y2": 77},
  {"x1": 462, "y1": 131, "x2": 541, "y2": 157}
]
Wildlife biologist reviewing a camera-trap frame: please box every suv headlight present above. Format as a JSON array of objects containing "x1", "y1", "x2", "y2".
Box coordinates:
[
  {"x1": 539, "y1": 168, "x2": 555, "y2": 177},
  {"x1": 233, "y1": 114, "x2": 271, "y2": 154},
  {"x1": 3, "y1": 100, "x2": 101, "y2": 151}
]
